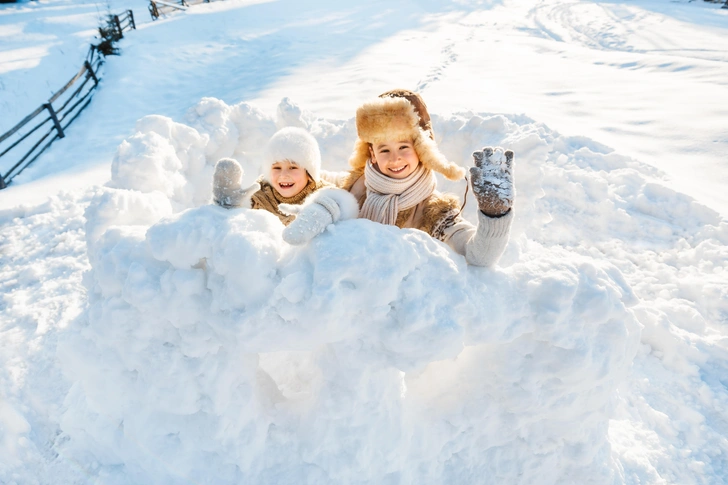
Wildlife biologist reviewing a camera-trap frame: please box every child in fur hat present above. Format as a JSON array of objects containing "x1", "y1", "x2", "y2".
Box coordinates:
[
  {"x1": 320, "y1": 89, "x2": 515, "y2": 268},
  {"x1": 213, "y1": 126, "x2": 359, "y2": 243}
]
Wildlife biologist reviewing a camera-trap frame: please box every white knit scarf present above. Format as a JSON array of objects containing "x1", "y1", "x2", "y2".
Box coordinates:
[{"x1": 360, "y1": 160, "x2": 437, "y2": 225}]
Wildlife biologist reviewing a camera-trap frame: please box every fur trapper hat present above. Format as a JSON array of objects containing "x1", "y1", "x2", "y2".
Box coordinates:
[
  {"x1": 348, "y1": 89, "x2": 465, "y2": 181},
  {"x1": 263, "y1": 127, "x2": 321, "y2": 182}
]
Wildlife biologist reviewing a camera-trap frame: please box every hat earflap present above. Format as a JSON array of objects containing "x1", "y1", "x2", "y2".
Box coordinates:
[
  {"x1": 348, "y1": 138, "x2": 371, "y2": 173},
  {"x1": 413, "y1": 131, "x2": 466, "y2": 181}
]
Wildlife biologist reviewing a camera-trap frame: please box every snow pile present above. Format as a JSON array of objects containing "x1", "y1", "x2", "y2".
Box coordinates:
[
  {"x1": 0, "y1": 192, "x2": 93, "y2": 485},
  {"x1": 56, "y1": 98, "x2": 641, "y2": 484},
  {"x1": 105, "y1": 97, "x2": 335, "y2": 211}
]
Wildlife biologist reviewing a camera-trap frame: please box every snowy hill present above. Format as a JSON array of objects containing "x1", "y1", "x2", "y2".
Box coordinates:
[{"x1": 1, "y1": 0, "x2": 727, "y2": 484}]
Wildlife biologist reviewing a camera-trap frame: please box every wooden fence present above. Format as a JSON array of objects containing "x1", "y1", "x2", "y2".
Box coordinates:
[
  {"x1": 114, "y1": 8, "x2": 137, "y2": 33},
  {"x1": 148, "y1": 0, "x2": 219, "y2": 20},
  {"x1": 0, "y1": 10, "x2": 135, "y2": 190}
]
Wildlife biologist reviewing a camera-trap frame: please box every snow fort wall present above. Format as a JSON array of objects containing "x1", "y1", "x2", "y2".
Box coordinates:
[{"x1": 59, "y1": 98, "x2": 641, "y2": 485}]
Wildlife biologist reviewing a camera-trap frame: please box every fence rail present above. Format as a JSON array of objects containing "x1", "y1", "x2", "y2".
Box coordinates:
[
  {"x1": 0, "y1": 10, "x2": 135, "y2": 190},
  {"x1": 116, "y1": 9, "x2": 137, "y2": 32}
]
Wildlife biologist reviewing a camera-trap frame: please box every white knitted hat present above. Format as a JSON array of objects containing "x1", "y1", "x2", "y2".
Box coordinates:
[{"x1": 263, "y1": 127, "x2": 321, "y2": 183}]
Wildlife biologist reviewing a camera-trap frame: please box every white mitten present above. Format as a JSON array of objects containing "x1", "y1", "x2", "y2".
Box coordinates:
[
  {"x1": 280, "y1": 188, "x2": 359, "y2": 245},
  {"x1": 213, "y1": 158, "x2": 260, "y2": 208}
]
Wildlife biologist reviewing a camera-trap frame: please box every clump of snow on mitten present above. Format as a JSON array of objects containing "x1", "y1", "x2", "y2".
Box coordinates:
[{"x1": 470, "y1": 146, "x2": 515, "y2": 216}]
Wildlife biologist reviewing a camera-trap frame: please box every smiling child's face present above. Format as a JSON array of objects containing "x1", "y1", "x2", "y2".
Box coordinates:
[
  {"x1": 370, "y1": 139, "x2": 420, "y2": 179},
  {"x1": 270, "y1": 160, "x2": 309, "y2": 197}
]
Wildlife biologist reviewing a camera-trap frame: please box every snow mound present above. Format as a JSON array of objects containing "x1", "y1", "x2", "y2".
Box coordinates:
[{"x1": 58, "y1": 98, "x2": 642, "y2": 484}]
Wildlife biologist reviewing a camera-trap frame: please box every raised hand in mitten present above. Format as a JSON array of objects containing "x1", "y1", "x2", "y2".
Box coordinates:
[
  {"x1": 280, "y1": 188, "x2": 359, "y2": 245},
  {"x1": 470, "y1": 147, "x2": 514, "y2": 217},
  {"x1": 213, "y1": 158, "x2": 260, "y2": 209}
]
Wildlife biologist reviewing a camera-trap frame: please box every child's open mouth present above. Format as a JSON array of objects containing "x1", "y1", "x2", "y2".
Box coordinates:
[
  {"x1": 279, "y1": 182, "x2": 295, "y2": 188},
  {"x1": 389, "y1": 165, "x2": 407, "y2": 174}
]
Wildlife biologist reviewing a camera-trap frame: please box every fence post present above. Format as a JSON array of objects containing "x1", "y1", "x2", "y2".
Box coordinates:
[
  {"x1": 0, "y1": 174, "x2": 6, "y2": 190},
  {"x1": 113, "y1": 15, "x2": 123, "y2": 39},
  {"x1": 85, "y1": 60, "x2": 99, "y2": 86},
  {"x1": 128, "y1": 9, "x2": 136, "y2": 29},
  {"x1": 149, "y1": 1, "x2": 159, "y2": 20},
  {"x1": 44, "y1": 103, "x2": 65, "y2": 139}
]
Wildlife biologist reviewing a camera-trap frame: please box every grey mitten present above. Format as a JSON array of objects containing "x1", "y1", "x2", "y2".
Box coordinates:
[
  {"x1": 279, "y1": 188, "x2": 359, "y2": 245},
  {"x1": 213, "y1": 158, "x2": 260, "y2": 209},
  {"x1": 470, "y1": 147, "x2": 514, "y2": 217}
]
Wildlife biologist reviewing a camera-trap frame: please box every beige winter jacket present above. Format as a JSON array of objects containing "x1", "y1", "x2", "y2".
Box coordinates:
[
  {"x1": 250, "y1": 178, "x2": 332, "y2": 225},
  {"x1": 324, "y1": 170, "x2": 512, "y2": 268}
]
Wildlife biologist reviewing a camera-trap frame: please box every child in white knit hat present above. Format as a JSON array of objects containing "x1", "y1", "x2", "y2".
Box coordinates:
[
  {"x1": 302, "y1": 89, "x2": 515, "y2": 268},
  {"x1": 213, "y1": 126, "x2": 359, "y2": 243}
]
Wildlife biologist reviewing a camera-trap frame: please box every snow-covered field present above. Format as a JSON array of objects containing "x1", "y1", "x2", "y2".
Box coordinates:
[{"x1": 1, "y1": 0, "x2": 727, "y2": 484}]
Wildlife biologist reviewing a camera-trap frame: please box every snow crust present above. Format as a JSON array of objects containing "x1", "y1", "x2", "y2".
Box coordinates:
[{"x1": 53, "y1": 98, "x2": 642, "y2": 484}]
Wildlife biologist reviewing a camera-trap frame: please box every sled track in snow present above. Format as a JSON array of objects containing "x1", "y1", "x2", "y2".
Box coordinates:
[{"x1": 526, "y1": 1, "x2": 728, "y2": 64}]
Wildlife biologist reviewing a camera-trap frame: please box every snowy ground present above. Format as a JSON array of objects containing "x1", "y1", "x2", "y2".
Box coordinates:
[{"x1": 1, "y1": 0, "x2": 727, "y2": 484}]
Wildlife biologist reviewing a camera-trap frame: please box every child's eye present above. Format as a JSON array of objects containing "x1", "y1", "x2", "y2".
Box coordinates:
[
  {"x1": 399, "y1": 145, "x2": 410, "y2": 150},
  {"x1": 290, "y1": 166, "x2": 298, "y2": 170},
  {"x1": 379, "y1": 149, "x2": 390, "y2": 153}
]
